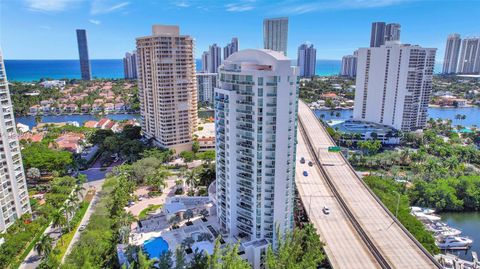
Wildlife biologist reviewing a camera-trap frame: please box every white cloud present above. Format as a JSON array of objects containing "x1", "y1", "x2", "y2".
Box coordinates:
[
  {"x1": 89, "y1": 19, "x2": 101, "y2": 24},
  {"x1": 90, "y1": 0, "x2": 130, "y2": 14},
  {"x1": 25, "y1": 0, "x2": 81, "y2": 12},
  {"x1": 175, "y1": 1, "x2": 190, "y2": 8},
  {"x1": 277, "y1": 0, "x2": 414, "y2": 14},
  {"x1": 225, "y1": 2, "x2": 254, "y2": 12}
]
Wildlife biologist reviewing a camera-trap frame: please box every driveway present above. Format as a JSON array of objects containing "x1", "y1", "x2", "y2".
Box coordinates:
[{"x1": 127, "y1": 177, "x2": 178, "y2": 217}]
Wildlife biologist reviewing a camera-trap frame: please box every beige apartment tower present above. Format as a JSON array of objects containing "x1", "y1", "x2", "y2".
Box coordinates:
[{"x1": 136, "y1": 25, "x2": 198, "y2": 152}]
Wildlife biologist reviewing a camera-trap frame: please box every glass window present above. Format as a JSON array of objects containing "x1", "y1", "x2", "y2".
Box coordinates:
[{"x1": 258, "y1": 77, "x2": 263, "y2": 85}]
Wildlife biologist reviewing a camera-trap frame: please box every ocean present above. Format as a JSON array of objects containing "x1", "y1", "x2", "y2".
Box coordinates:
[{"x1": 4, "y1": 59, "x2": 443, "y2": 82}]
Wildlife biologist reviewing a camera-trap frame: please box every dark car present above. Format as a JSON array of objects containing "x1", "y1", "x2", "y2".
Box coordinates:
[
  {"x1": 300, "y1": 157, "x2": 305, "y2": 164},
  {"x1": 308, "y1": 161, "x2": 313, "y2": 167}
]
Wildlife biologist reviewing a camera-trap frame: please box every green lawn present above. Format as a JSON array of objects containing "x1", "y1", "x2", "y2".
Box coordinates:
[{"x1": 138, "y1": 204, "x2": 163, "y2": 220}]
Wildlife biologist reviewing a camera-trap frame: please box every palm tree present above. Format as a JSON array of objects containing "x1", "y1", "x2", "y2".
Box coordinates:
[
  {"x1": 51, "y1": 210, "x2": 66, "y2": 230},
  {"x1": 183, "y1": 209, "x2": 194, "y2": 224},
  {"x1": 185, "y1": 169, "x2": 198, "y2": 190},
  {"x1": 147, "y1": 168, "x2": 170, "y2": 193},
  {"x1": 35, "y1": 234, "x2": 53, "y2": 257},
  {"x1": 73, "y1": 184, "x2": 86, "y2": 200}
]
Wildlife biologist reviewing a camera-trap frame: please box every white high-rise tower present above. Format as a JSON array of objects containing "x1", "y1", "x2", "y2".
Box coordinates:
[
  {"x1": 442, "y1": 34, "x2": 462, "y2": 74},
  {"x1": 0, "y1": 50, "x2": 31, "y2": 232},
  {"x1": 353, "y1": 42, "x2": 436, "y2": 131},
  {"x1": 215, "y1": 49, "x2": 298, "y2": 268},
  {"x1": 340, "y1": 51, "x2": 358, "y2": 78},
  {"x1": 458, "y1": 37, "x2": 480, "y2": 74},
  {"x1": 263, "y1": 17, "x2": 288, "y2": 55}
]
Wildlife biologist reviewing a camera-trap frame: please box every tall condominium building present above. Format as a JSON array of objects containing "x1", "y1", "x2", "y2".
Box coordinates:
[
  {"x1": 0, "y1": 50, "x2": 31, "y2": 232},
  {"x1": 385, "y1": 23, "x2": 401, "y2": 42},
  {"x1": 196, "y1": 72, "x2": 217, "y2": 105},
  {"x1": 458, "y1": 37, "x2": 480, "y2": 74},
  {"x1": 215, "y1": 49, "x2": 298, "y2": 268},
  {"x1": 353, "y1": 42, "x2": 436, "y2": 131},
  {"x1": 370, "y1": 22, "x2": 401, "y2": 47},
  {"x1": 442, "y1": 34, "x2": 462, "y2": 74},
  {"x1": 123, "y1": 51, "x2": 137, "y2": 79},
  {"x1": 340, "y1": 51, "x2": 358, "y2": 78},
  {"x1": 136, "y1": 25, "x2": 198, "y2": 152},
  {"x1": 201, "y1": 51, "x2": 209, "y2": 73},
  {"x1": 223, "y1": 38, "x2": 239, "y2": 60},
  {"x1": 263, "y1": 17, "x2": 288, "y2": 55},
  {"x1": 208, "y1": 44, "x2": 222, "y2": 73},
  {"x1": 297, "y1": 43, "x2": 316, "y2": 78},
  {"x1": 76, "y1": 29, "x2": 91, "y2": 80}
]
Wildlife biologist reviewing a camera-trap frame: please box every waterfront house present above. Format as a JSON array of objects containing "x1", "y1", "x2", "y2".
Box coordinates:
[
  {"x1": 29, "y1": 105, "x2": 40, "y2": 114},
  {"x1": 114, "y1": 102, "x2": 126, "y2": 111},
  {"x1": 321, "y1": 92, "x2": 338, "y2": 99},
  {"x1": 81, "y1": 104, "x2": 91, "y2": 113},
  {"x1": 104, "y1": 103, "x2": 115, "y2": 112},
  {"x1": 84, "y1": 121, "x2": 98, "y2": 128},
  {"x1": 65, "y1": 104, "x2": 78, "y2": 113},
  {"x1": 40, "y1": 104, "x2": 51, "y2": 113},
  {"x1": 97, "y1": 118, "x2": 115, "y2": 130},
  {"x1": 92, "y1": 104, "x2": 103, "y2": 112}
]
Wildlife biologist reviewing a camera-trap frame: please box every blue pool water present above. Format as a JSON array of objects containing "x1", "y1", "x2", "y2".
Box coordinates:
[{"x1": 143, "y1": 237, "x2": 169, "y2": 260}]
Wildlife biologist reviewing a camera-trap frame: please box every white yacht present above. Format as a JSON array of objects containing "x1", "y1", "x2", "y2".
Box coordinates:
[
  {"x1": 436, "y1": 236, "x2": 473, "y2": 250},
  {"x1": 427, "y1": 222, "x2": 462, "y2": 236}
]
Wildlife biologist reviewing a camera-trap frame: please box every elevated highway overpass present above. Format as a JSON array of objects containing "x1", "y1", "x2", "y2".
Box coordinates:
[{"x1": 295, "y1": 100, "x2": 441, "y2": 269}]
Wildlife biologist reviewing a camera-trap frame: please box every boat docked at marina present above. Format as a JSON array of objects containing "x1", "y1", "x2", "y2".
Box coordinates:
[{"x1": 437, "y1": 236, "x2": 474, "y2": 250}]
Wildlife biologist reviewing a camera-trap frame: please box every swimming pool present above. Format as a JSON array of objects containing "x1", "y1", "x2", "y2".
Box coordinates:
[{"x1": 143, "y1": 236, "x2": 169, "y2": 259}]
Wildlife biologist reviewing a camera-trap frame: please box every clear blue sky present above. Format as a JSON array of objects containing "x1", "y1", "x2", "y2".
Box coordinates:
[{"x1": 1, "y1": 0, "x2": 479, "y2": 61}]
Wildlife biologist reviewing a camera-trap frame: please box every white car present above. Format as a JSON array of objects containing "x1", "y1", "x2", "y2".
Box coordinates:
[{"x1": 323, "y1": 206, "x2": 330, "y2": 215}]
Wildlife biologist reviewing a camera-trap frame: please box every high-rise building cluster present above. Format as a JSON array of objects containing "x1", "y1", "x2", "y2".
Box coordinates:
[
  {"x1": 370, "y1": 22, "x2": 401, "y2": 47},
  {"x1": 123, "y1": 51, "x2": 137, "y2": 79},
  {"x1": 215, "y1": 49, "x2": 298, "y2": 267},
  {"x1": 340, "y1": 51, "x2": 358, "y2": 78},
  {"x1": 76, "y1": 29, "x2": 91, "y2": 80},
  {"x1": 340, "y1": 22, "x2": 401, "y2": 78},
  {"x1": 202, "y1": 39, "x2": 239, "y2": 73},
  {"x1": 297, "y1": 43, "x2": 316, "y2": 78},
  {"x1": 443, "y1": 34, "x2": 480, "y2": 75},
  {"x1": 0, "y1": 50, "x2": 31, "y2": 232},
  {"x1": 263, "y1": 17, "x2": 289, "y2": 55},
  {"x1": 223, "y1": 38, "x2": 239, "y2": 60},
  {"x1": 136, "y1": 25, "x2": 198, "y2": 153},
  {"x1": 353, "y1": 42, "x2": 436, "y2": 131},
  {"x1": 201, "y1": 44, "x2": 222, "y2": 73}
]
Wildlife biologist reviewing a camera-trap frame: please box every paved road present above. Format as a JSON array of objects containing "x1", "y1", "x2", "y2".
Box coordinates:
[
  {"x1": 296, "y1": 132, "x2": 380, "y2": 268},
  {"x1": 61, "y1": 159, "x2": 124, "y2": 263},
  {"x1": 20, "y1": 159, "x2": 121, "y2": 268},
  {"x1": 297, "y1": 100, "x2": 440, "y2": 269}
]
